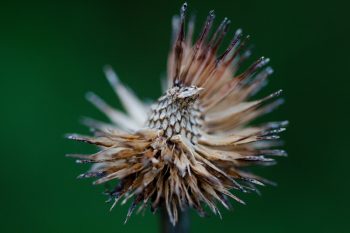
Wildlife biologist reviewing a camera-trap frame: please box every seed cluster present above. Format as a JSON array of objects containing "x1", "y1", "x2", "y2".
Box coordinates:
[{"x1": 146, "y1": 86, "x2": 202, "y2": 143}]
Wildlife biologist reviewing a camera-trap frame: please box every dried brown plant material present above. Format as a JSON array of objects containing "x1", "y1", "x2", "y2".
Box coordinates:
[{"x1": 67, "y1": 3, "x2": 287, "y2": 226}]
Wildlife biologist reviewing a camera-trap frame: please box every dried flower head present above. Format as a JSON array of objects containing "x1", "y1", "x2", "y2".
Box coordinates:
[{"x1": 67, "y1": 3, "x2": 287, "y2": 226}]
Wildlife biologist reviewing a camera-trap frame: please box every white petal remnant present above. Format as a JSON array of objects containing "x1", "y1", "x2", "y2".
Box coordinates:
[
  {"x1": 103, "y1": 65, "x2": 148, "y2": 125},
  {"x1": 68, "y1": 3, "x2": 287, "y2": 226}
]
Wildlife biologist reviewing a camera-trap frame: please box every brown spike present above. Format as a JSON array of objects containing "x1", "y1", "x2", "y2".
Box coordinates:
[{"x1": 173, "y1": 2, "x2": 187, "y2": 85}]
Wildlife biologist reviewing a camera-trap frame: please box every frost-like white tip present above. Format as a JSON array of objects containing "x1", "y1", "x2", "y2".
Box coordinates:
[
  {"x1": 85, "y1": 92, "x2": 106, "y2": 108},
  {"x1": 103, "y1": 65, "x2": 120, "y2": 86},
  {"x1": 280, "y1": 120, "x2": 289, "y2": 127},
  {"x1": 264, "y1": 57, "x2": 270, "y2": 64},
  {"x1": 65, "y1": 133, "x2": 78, "y2": 140},
  {"x1": 103, "y1": 65, "x2": 120, "y2": 87},
  {"x1": 235, "y1": 28, "x2": 242, "y2": 36},
  {"x1": 182, "y1": 2, "x2": 188, "y2": 11},
  {"x1": 266, "y1": 67, "x2": 274, "y2": 75},
  {"x1": 271, "y1": 89, "x2": 283, "y2": 98},
  {"x1": 85, "y1": 91, "x2": 98, "y2": 102}
]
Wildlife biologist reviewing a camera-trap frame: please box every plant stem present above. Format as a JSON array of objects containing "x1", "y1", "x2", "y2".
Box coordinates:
[{"x1": 159, "y1": 207, "x2": 190, "y2": 233}]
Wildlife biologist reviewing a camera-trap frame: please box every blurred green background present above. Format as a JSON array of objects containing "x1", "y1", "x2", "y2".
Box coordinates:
[{"x1": 0, "y1": 0, "x2": 349, "y2": 232}]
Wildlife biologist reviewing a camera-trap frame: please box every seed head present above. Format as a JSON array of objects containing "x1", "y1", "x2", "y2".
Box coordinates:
[{"x1": 67, "y1": 3, "x2": 287, "y2": 226}]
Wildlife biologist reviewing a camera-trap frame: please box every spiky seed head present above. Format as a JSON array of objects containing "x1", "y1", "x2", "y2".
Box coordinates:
[{"x1": 67, "y1": 3, "x2": 287, "y2": 226}]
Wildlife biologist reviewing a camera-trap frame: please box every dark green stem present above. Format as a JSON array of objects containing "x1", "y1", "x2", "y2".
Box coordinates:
[{"x1": 159, "y1": 207, "x2": 190, "y2": 233}]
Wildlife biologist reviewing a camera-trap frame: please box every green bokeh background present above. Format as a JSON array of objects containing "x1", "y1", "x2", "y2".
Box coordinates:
[{"x1": 0, "y1": 0, "x2": 349, "y2": 232}]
